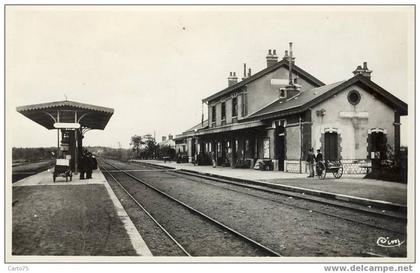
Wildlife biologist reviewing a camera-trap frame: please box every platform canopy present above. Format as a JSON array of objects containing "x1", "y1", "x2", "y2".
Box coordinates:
[{"x1": 16, "y1": 100, "x2": 114, "y2": 130}]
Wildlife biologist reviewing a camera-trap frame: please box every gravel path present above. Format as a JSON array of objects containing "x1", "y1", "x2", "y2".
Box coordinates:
[{"x1": 104, "y1": 160, "x2": 407, "y2": 257}]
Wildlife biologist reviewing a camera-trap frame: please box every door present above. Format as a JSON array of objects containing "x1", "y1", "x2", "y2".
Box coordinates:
[
  {"x1": 276, "y1": 126, "x2": 285, "y2": 171},
  {"x1": 324, "y1": 132, "x2": 338, "y2": 161},
  {"x1": 370, "y1": 132, "x2": 387, "y2": 159}
]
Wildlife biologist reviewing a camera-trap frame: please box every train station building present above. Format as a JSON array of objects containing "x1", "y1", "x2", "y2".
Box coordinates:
[
  {"x1": 175, "y1": 43, "x2": 408, "y2": 173},
  {"x1": 16, "y1": 100, "x2": 114, "y2": 173}
]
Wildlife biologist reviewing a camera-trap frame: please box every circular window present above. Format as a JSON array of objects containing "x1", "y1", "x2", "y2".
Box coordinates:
[{"x1": 347, "y1": 90, "x2": 361, "y2": 105}]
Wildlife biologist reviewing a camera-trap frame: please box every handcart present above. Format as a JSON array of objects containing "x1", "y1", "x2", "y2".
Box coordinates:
[
  {"x1": 53, "y1": 159, "x2": 72, "y2": 182},
  {"x1": 316, "y1": 160, "x2": 343, "y2": 180}
]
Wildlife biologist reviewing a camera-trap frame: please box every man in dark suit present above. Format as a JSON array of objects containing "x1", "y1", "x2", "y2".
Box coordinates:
[
  {"x1": 306, "y1": 148, "x2": 315, "y2": 178},
  {"x1": 316, "y1": 149, "x2": 323, "y2": 162},
  {"x1": 315, "y1": 149, "x2": 324, "y2": 176}
]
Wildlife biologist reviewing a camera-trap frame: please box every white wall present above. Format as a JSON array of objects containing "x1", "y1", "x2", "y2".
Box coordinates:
[{"x1": 311, "y1": 84, "x2": 395, "y2": 160}]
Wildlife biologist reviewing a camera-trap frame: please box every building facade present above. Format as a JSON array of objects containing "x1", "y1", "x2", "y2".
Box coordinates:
[{"x1": 175, "y1": 44, "x2": 407, "y2": 173}]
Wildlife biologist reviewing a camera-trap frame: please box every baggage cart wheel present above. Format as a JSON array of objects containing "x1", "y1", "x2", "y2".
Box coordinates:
[{"x1": 333, "y1": 166, "x2": 343, "y2": 179}]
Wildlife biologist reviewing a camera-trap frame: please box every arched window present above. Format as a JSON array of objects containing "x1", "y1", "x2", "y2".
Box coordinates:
[{"x1": 367, "y1": 129, "x2": 387, "y2": 159}]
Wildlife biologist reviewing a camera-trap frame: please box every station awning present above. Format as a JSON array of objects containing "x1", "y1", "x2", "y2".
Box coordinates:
[
  {"x1": 195, "y1": 120, "x2": 265, "y2": 136},
  {"x1": 16, "y1": 100, "x2": 114, "y2": 130}
]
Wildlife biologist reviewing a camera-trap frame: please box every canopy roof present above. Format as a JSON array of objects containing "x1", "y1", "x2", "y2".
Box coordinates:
[{"x1": 16, "y1": 100, "x2": 114, "y2": 130}]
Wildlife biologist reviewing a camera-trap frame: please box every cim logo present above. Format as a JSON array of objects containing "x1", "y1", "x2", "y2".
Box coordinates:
[{"x1": 376, "y1": 237, "x2": 405, "y2": 248}]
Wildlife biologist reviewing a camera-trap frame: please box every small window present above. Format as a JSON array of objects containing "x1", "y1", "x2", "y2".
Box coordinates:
[
  {"x1": 211, "y1": 106, "x2": 216, "y2": 122},
  {"x1": 221, "y1": 102, "x2": 226, "y2": 120},
  {"x1": 241, "y1": 93, "x2": 248, "y2": 116},
  {"x1": 279, "y1": 88, "x2": 287, "y2": 98},
  {"x1": 232, "y1": 97, "x2": 238, "y2": 117},
  {"x1": 347, "y1": 90, "x2": 361, "y2": 105}
]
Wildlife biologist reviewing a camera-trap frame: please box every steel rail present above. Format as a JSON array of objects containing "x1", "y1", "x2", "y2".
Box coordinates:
[
  {"x1": 100, "y1": 161, "x2": 191, "y2": 257},
  {"x1": 102, "y1": 160, "x2": 282, "y2": 257},
  {"x1": 172, "y1": 170, "x2": 406, "y2": 235},
  {"x1": 136, "y1": 162, "x2": 407, "y2": 221},
  {"x1": 128, "y1": 161, "x2": 405, "y2": 235}
]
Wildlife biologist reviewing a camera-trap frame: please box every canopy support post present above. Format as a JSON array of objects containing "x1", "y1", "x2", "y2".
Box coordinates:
[{"x1": 74, "y1": 111, "x2": 78, "y2": 174}]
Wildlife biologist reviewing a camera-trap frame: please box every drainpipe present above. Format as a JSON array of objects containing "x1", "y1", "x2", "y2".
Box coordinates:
[
  {"x1": 299, "y1": 115, "x2": 302, "y2": 173},
  {"x1": 74, "y1": 111, "x2": 78, "y2": 174},
  {"x1": 57, "y1": 111, "x2": 60, "y2": 157}
]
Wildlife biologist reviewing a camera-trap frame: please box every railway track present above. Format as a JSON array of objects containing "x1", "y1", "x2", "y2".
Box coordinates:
[
  {"x1": 12, "y1": 161, "x2": 55, "y2": 183},
  {"x1": 126, "y1": 160, "x2": 406, "y2": 235},
  {"x1": 100, "y1": 160, "x2": 282, "y2": 257}
]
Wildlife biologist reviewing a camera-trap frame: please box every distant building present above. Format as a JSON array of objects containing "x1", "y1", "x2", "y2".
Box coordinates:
[
  {"x1": 175, "y1": 43, "x2": 407, "y2": 173},
  {"x1": 158, "y1": 134, "x2": 176, "y2": 149}
]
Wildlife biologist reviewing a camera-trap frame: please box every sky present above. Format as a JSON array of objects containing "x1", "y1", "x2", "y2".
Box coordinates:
[{"x1": 6, "y1": 5, "x2": 414, "y2": 149}]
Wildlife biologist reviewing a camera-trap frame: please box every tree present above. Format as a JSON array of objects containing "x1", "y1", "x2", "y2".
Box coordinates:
[
  {"x1": 130, "y1": 135, "x2": 143, "y2": 158},
  {"x1": 140, "y1": 134, "x2": 158, "y2": 159}
]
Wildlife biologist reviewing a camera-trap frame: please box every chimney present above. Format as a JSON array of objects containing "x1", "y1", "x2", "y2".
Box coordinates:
[
  {"x1": 162, "y1": 136, "x2": 167, "y2": 142},
  {"x1": 248, "y1": 68, "x2": 252, "y2": 77},
  {"x1": 353, "y1": 62, "x2": 372, "y2": 79},
  {"x1": 168, "y1": 134, "x2": 173, "y2": 140},
  {"x1": 288, "y1": 42, "x2": 295, "y2": 86},
  {"x1": 228, "y1": 72, "x2": 238, "y2": 86},
  {"x1": 283, "y1": 50, "x2": 289, "y2": 61},
  {"x1": 266, "y1": 49, "x2": 279, "y2": 67},
  {"x1": 242, "y1": 63, "x2": 247, "y2": 80},
  {"x1": 286, "y1": 42, "x2": 300, "y2": 93}
]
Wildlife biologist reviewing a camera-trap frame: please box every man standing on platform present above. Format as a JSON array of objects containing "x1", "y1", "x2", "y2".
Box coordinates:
[
  {"x1": 86, "y1": 152, "x2": 94, "y2": 179},
  {"x1": 316, "y1": 149, "x2": 323, "y2": 163},
  {"x1": 306, "y1": 148, "x2": 315, "y2": 178},
  {"x1": 79, "y1": 151, "x2": 86, "y2": 180}
]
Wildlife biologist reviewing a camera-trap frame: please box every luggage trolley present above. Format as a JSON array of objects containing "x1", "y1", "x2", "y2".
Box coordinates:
[
  {"x1": 316, "y1": 160, "x2": 343, "y2": 180},
  {"x1": 53, "y1": 158, "x2": 72, "y2": 182}
]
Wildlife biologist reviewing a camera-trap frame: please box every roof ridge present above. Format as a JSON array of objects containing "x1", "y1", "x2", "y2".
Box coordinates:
[
  {"x1": 202, "y1": 59, "x2": 325, "y2": 103},
  {"x1": 243, "y1": 75, "x2": 408, "y2": 121}
]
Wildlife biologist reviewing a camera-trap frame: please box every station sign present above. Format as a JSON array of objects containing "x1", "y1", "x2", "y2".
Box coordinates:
[
  {"x1": 270, "y1": 79, "x2": 289, "y2": 86},
  {"x1": 54, "y1": 122, "x2": 81, "y2": 129}
]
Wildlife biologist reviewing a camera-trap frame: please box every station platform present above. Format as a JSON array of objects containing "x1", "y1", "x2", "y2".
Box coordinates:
[
  {"x1": 12, "y1": 168, "x2": 152, "y2": 258},
  {"x1": 13, "y1": 168, "x2": 104, "y2": 186},
  {"x1": 134, "y1": 160, "x2": 407, "y2": 209}
]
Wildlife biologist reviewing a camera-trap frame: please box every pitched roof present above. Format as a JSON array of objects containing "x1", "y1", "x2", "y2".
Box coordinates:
[
  {"x1": 16, "y1": 100, "x2": 114, "y2": 114},
  {"x1": 158, "y1": 139, "x2": 176, "y2": 147},
  {"x1": 246, "y1": 81, "x2": 345, "y2": 120},
  {"x1": 244, "y1": 75, "x2": 407, "y2": 121},
  {"x1": 202, "y1": 59, "x2": 325, "y2": 103},
  {"x1": 16, "y1": 100, "x2": 114, "y2": 130},
  {"x1": 175, "y1": 120, "x2": 209, "y2": 139},
  {"x1": 186, "y1": 119, "x2": 208, "y2": 132}
]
